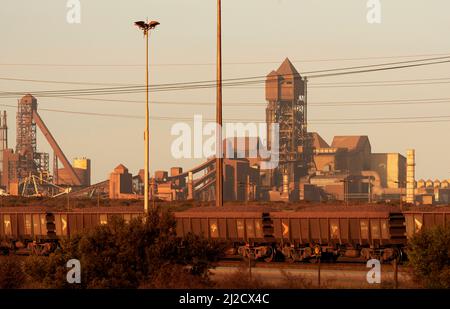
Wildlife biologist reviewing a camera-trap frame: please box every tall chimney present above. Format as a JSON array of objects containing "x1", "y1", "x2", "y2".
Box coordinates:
[{"x1": 406, "y1": 149, "x2": 415, "y2": 204}]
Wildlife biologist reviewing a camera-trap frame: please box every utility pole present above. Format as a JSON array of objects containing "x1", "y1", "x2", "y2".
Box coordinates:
[
  {"x1": 134, "y1": 20, "x2": 160, "y2": 213},
  {"x1": 215, "y1": 0, "x2": 223, "y2": 208}
]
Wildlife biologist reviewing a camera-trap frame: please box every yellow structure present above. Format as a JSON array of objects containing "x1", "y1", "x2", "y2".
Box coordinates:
[
  {"x1": 73, "y1": 157, "x2": 91, "y2": 186},
  {"x1": 370, "y1": 153, "x2": 406, "y2": 189}
]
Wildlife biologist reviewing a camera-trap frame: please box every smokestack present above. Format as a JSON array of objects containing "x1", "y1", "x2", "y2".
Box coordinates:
[{"x1": 406, "y1": 149, "x2": 415, "y2": 204}]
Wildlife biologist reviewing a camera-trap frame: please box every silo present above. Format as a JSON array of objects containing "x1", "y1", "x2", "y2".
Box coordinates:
[{"x1": 406, "y1": 149, "x2": 415, "y2": 204}]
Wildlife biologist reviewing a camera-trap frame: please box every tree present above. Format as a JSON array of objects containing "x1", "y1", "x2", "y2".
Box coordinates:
[{"x1": 408, "y1": 225, "x2": 450, "y2": 288}]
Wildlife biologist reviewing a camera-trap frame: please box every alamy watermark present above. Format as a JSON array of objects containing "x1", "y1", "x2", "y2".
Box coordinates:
[
  {"x1": 367, "y1": 0, "x2": 381, "y2": 24},
  {"x1": 66, "y1": 259, "x2": 81, "y2": 284},
  {"x1": 66, "y1": 0, "x2": 81, "y2": 24},
  {"x1": 170, "y1": 115, "x2": 279, "y2": 169},
  {"x1": 366, "y1": 259, "x2": 381, "y2": 284}
]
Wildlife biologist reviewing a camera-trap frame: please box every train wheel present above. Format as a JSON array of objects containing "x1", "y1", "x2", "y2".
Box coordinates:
[
  {"x1": 237, "y1": 246, "x2": 247, "y2": 258},
  {"x1": 286, "y1": 253, "x2": 296, "y2": 264},
  {"x1": 390, "y1": 248, "x2": 402, "y2": 265},
  {"x1": 1, "y1": 248, "x2": 9, "y2": 256},
  {"x1": 264, "y1": 248, "x2": 274, "y2": 263},
  {"x1": 331, "y1": 254, "x2": 339, "y2": 263}
]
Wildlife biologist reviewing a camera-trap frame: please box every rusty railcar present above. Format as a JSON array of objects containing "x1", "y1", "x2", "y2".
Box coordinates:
[
  {"x1": 174, "y1": 205, "x2": 407, "y2": 263},
  {"x1": 0, "y1": 206, "x2": 143, "y2": 255},
  {"x1": 403, "y1": 209, "x2": 450, "y2": 240},
  {"x1": 174, "y1": 206, "x2": 276, "y2": 261},
  {"x1": 270, "y1": 206, "x2": 406, "y2": 262}
]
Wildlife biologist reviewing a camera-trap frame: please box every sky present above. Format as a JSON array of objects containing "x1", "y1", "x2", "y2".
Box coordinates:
[{"x1": 1, "y1": 0, "x2": 449, "y2": 183}]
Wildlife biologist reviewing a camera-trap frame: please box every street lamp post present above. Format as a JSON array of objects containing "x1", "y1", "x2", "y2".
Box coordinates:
[{"x1": 134, "y1": 20, "x2": 160, "y2": 214}]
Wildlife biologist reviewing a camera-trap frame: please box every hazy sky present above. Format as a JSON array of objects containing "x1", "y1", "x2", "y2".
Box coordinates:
[{"x1": 1, "y1": 0, "x2": 449, "y2": 183}]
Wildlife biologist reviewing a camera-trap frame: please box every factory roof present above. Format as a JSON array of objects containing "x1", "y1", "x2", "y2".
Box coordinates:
[
  {"x1": 331, "y1": 135, "x2": 370, "y2": 152},
  {"x1": 114, "y1": 164, "x2": 128, "y2": 173},
  {"x1": 310, "y1": 132, "x2": 330, "y2": 148},
  {"x1": 276, "y1": 58, "x2": 301, "y2": 78},
  {"x1": 266, "y1": 70, "x2": 280, "y2": 78}
]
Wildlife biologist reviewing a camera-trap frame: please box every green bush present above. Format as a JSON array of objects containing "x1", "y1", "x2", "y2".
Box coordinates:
[{"x1": 408, "y1": 225, "x2": 450, "y2": 288}]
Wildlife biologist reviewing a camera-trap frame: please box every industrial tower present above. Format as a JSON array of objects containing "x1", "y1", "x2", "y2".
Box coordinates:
[
  {"x1": 265, "y1": 58, "x2": 313, "y2": 194},
  {"x1": 16, "y1": 95, "x2": 49, "y2": 180},
  {"x1": 2, "y1": 94, "x2": 86, "y2": 196}
]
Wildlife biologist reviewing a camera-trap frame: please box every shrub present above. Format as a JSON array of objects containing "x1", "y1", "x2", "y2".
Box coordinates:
[
  {"x1": 20, "y1": 209, "x2": 222, "y2": 289},
  {"x1": 0, "y1": 257, "x2": 25, "y2": 289},
  {"x1": 408, "y1": 225, "x2": 450, "y2": 288}
]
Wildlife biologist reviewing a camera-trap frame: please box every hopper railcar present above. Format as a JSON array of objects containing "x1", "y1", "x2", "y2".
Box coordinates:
[
  {"x1": 1, "y1": 204, "x2": 450, "y2": 263},
  {"x1": 0, "y1": 207, "x2": 143, "y2": 255},
  {"x1": 403, "y1": 209, "x2": 450, "y2": 240},
  {"x1": 174, "y1": 205, "x2": 407, "y2": 263}
]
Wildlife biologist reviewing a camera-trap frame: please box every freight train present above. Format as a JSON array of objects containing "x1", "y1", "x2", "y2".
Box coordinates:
[
  {"x1": 0, "y1": 204, "x2": 449, "y2": 263},
  {"x1": 175, "y1": 205, "x2": 408, "y2": 263}
]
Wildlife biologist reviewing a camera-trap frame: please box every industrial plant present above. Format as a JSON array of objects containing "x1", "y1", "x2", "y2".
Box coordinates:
[{"x1": 0, "y1": 59, "x2": 448, "y2": 206}]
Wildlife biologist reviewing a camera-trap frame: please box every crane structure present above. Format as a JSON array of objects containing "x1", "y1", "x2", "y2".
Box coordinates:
[{"x1": 1, "y1": 94, "x2": 86, "y2": 196}]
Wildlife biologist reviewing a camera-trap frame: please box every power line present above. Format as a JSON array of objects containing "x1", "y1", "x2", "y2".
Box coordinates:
[
  {"x1": 1, "y1": 56, "x2": 450, "y2": 96},
  {"x1": 236, "y1": 76, "x2": 450, "y2": 88},
  {"x1": 0, "y1": 77, "x2": 133, "y2": 87},
  {"x1": 308, "y1": 59, "x2": 450, "y2": 79},
  {"x1": 4, "y1": 74, "x2": 450, "y2": 91},
  {"x1": 1, "y1": 52, "x2": 448, "y2": 67},
  {"x1": 1, "y1": 102, "x2": 449, "y2": 124},
  {"x1": 22, "y1": 95, "x2": 450, "y2": 108},
  {"x1": 2, "y1": 91, "x2": 450, "y2": 108}
]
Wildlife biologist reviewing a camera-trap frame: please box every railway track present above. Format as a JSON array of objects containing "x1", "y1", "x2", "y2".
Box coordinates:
[{"x1": 217, "y1": 258, "x2": 407, "y2": 271}]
